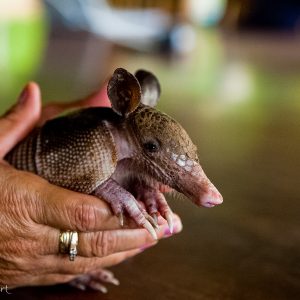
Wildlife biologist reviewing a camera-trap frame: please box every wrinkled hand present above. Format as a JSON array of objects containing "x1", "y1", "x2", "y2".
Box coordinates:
[{"x1": 0, "y1": 83, "x2": 182, "y2": 288}]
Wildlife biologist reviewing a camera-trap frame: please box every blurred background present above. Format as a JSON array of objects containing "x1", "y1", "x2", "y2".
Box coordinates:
[{"x1": 1, "y1": 0, "x2": 300, "y2": 299}]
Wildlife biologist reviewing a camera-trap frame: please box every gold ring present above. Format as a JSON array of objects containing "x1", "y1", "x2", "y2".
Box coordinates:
[{"x1": 59, "y1": 231, "x2": 78, "y2": 261}]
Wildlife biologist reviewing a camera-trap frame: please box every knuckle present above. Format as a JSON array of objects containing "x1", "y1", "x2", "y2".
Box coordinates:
[
  {"x1": 74, "y1": 203, "x2": 97, "y2": 231},
  {"x1": 1, "y1": 166, "x2": 45, "y2": 225},
  {"x1": 92, "y1": 231, "x2": 116, "y2": 257}
]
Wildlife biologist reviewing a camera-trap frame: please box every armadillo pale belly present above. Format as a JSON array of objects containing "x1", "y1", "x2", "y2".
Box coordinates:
[
  {"x1": 5, "y1": 68, "x2": 223, "y2": 240},
  {"x1": 5, "y1": 108, "x2": 118, "y2": 194}
]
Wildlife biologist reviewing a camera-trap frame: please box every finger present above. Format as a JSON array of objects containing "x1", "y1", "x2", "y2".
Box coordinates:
[
  {"x1": 76, "y1": 214, "x2": 182, "y2": 257},
  {"x1": 79, "y1": 83, "x2": 110, "y2": 108},
  {"x1": 30, "y1": 274, "x2": 76, "y2": 287},
  {"x1": 43, "y1": 214, "x2": 182, "y2": 256},
  {"x1": 71, "y1": 249, "x2": 141, "y2": 272},
  {"x1": 0, "y1": 82, "x2": 41, "y2": 158},
  {"x1": 39, "y1": 84, "x2": 110, "y2": 125},
  {"x1": 41, "y1": 249, "x2": 141, "y2": 276},
  {"x1": 34, "y1": 180, "x2": 138, "y2": 232}
]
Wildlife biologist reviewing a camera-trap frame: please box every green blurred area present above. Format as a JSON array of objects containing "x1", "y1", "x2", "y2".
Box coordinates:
[{"x1": 0, "y1": 13, "x2": 47, "y2": 110}]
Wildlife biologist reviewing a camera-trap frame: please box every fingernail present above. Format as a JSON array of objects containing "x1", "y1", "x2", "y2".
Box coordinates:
[
  {"x1": 18, "y1": 85, "x2": 29, "y2": 105},
  {"x1": 163, "y1": 226, "x2": 172, "y2": 237}
]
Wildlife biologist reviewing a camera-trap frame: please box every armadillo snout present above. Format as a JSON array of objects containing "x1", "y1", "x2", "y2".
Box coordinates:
[
  {"x1": 199, "y1": 189, "x2": 223, "y2": 208},
  {"x1": 186, "y1": 164, "x2": 223, "y2": 208},
  {"x1": 176, "y1": 164, "x2": 223, "y2": 208}
]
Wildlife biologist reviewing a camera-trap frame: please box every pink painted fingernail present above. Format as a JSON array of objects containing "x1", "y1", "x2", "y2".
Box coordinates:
[{"x1": 164, "y1": 227, "x2": 173, "y2": 237}]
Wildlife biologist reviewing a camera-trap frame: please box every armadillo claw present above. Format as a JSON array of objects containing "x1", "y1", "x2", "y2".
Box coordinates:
[
  {"x1": 133, "y1": 184, "x2": 174, "y2": 232},
  {"x1": 69, "y1": 281, "x2": 86, "y2": 291},
  {"x1": 145, "y1": 213, "x2": 159, "y2": 229},
  {"x1": 151, "y1": 213, "x2": 158, "y2": 227},
  {"x1": 69, "y1": 268, "x2": 119, "y2": 293},
  {"x1": 95, "y1": 268, "x2": 120, "y2": 286},
  {"x1": 143, "y1": 220, "x2": 158, "y2": 240},
  {"x1": 117, "y1": 213, "x2": 124, "y2": 227},
  {"x1": 165, "y1": 211, "x2": 174, "y2": 234},
  {"x1": 135, "y1": 201, "x2": 157, "y2": 228},
  {"x1": 108, "y1": 277, "x2": 120, "y2": 286},
  {"x1": 88, "y1": 281, "x2": 108, "y2": 293}
]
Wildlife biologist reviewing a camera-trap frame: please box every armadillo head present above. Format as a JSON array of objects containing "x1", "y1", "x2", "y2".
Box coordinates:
[{"x1": 107, "y1": 68, "x2": 223, "y2": 208}]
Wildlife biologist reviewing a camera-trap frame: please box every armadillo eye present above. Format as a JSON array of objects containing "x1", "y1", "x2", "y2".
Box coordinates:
[{"x1": 143, "y1": 140, "x2": 160, "y2": 153}]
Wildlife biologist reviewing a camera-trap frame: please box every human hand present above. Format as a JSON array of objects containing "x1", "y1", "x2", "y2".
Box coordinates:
[{"x1": 0, "y1": 83, "x2": 183, "y2": 289}]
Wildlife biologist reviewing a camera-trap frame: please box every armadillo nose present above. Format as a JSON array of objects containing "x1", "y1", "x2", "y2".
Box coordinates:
[{"x1": 201, "y1": 190, "x2": 223, "y2": 208}]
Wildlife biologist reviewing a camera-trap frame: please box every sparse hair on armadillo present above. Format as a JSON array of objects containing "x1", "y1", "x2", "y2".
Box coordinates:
[{"x1": 5, "y1": 68, "x2": 223, "y2": 239}]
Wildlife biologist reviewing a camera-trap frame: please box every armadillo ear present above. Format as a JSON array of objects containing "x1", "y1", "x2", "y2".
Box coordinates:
[
  {"x1": 107, "y1": 68, "x2": 142, "y2": 117},
  {"x1": 135, "y1": 69, "x2": 161, "y2": 107}
]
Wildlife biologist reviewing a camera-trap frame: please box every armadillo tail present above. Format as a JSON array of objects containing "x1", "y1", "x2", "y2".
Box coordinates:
[{"x1": 5, "y1": 129, "x2": 39, "y2": 173}]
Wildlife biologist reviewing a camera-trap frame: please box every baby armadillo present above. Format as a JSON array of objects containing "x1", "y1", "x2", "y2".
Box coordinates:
[{"x1": 5, "y1": 68, "x2": 223, "y2": 239}]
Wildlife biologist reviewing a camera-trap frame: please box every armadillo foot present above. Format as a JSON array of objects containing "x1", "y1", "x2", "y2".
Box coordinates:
[
  {"x1": 93, "y1": 179, "x2": 158, "y2": 239},
  {"x1": 135, "y1": 200, "x2": 159, "y2": 229},
  {"x1": 69, "y1": 268, "x2": 119, "y2": 293},
  {"x1": 136, "y1": 186, "x2": 174, "y2": 233}
]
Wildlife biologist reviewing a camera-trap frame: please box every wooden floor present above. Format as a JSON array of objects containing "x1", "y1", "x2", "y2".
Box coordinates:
[{"x1": 7, "y1": 31, "x2": 300, "y2": 299}]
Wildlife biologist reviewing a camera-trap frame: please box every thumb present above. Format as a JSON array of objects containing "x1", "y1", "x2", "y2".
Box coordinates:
[
  {"x1": 39, "y1": 83, "x2": 110, "y2": 125},
  {"x1": 79, "y1": 82, "x2": 110, "y2": 108},
  {"x1": 0, "y1": 82, "x2": 42, "y2": 158}
]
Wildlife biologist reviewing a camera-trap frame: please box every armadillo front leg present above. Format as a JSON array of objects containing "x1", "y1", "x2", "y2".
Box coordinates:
[
  {"x1": 93, "y1": 179, "x2": 158, "y2": 239},
  {"x1": 135, "y1": 184, "x2": 174, "y2": 233}
]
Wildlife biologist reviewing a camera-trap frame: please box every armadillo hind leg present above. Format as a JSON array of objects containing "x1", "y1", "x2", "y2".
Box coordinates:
[
  {"x1": 134, "y1": 184, "x2": 174, "y2": 234},
  {"x1": 69, "y1": 268, "x2": 119, "y2": 293},
  {"x1": 93, "y1": 178, "x2": 158, "y2": 239}
]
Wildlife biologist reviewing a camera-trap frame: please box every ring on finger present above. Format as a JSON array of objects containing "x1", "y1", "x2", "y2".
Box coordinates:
[{"x1": 59, "y1": 231, "x2": 78, "y2": 261}]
